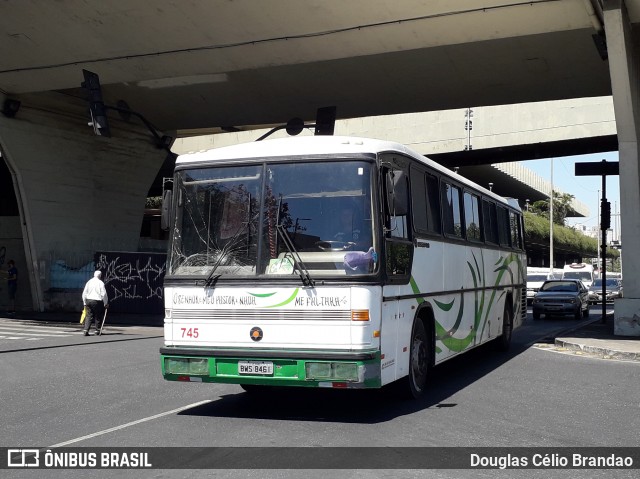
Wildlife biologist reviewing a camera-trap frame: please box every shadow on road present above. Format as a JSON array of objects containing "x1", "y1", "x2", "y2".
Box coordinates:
[
  {"x1": 178, "y1": 340, "x2": 525, "y2": 424},
  {"x1": 176, "y1": 308, "x2": 615, "y2": 424}
]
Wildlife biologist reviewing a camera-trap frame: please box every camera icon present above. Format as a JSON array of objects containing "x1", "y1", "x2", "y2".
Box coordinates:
[{"x1": 7, "y1": 449, "x2": 39, "y2": 467}]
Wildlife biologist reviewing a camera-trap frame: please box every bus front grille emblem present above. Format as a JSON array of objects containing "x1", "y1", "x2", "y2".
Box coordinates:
[{"x1": 250, "y1": 327, "x2": 263, "y2": 341}]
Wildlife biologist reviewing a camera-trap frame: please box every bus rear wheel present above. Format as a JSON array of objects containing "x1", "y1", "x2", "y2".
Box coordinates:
[{"x1": 494, "y1": 302, "x2": 513, "y2": 352}]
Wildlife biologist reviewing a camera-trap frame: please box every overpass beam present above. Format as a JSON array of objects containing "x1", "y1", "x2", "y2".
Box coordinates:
[
  {"x1": 604, "y1": 0, "x2": 640, "y2": 335},
  {"x1": 0, "y1": 93, "x2": 166, "y2": 311}
]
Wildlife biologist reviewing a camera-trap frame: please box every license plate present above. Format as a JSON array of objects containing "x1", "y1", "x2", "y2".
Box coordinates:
[{"x1": 238, "y1": 361, "x2": 274, "y2": 376}]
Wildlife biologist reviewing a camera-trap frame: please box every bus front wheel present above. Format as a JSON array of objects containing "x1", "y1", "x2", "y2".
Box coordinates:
[{"x1": 399, "y1": 319, "x2": 430, "y2": 399}]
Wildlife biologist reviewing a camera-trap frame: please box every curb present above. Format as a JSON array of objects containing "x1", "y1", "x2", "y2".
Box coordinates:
[
  {"x1": 553, "y1": 338, "x2": 640, "y2": 362},
  {"x1": 551, "y1": 312, "x2": 640, "y2": 362}
]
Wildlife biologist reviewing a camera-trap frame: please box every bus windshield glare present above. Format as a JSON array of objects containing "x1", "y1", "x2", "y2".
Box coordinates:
[{"x1": 168, "y1": 160, "x2": 376, "y2": 278}]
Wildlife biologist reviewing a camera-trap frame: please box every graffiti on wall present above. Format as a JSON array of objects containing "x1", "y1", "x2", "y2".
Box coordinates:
[{"x1": 95, "y1": 251, "x2": 167, "y2": 314}]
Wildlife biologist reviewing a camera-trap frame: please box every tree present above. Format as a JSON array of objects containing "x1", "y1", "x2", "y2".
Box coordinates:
[{"x1": 528, "y1": 191, "x2": 575, "y2": 225}]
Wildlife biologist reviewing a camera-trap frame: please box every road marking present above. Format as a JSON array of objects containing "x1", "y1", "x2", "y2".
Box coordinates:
[
  {"x1": 0, "y1": 329, "x2": 75, "y2": 338},
  {"x1": 0, "y1": 322, "x2": 76, "y2": 334},
  {"x1": 0, "y1": 321, "x2": 77, "y2": 340},
  {"x1": 49, "y1": 399, "x2": 214, "y2": 448}
]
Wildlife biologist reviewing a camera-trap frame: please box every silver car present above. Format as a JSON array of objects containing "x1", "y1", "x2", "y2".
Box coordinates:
[
  {"x1": 588, "y1": 278, "x2": 623, "y2": 304},
  {"x1": 532, "y1": 279, "x2": 589, "y2": 320}
]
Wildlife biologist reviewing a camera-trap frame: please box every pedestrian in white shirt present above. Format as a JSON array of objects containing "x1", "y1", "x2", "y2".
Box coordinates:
[{"x1": 82, "y1": 270, "x2": 109, "y2": 336}]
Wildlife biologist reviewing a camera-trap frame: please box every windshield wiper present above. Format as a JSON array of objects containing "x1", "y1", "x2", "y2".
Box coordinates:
[
  {"x1": 203, "y1": 253, "x2": 225, "y2": 287},
  {"x1": 276, "y1": 224, "x2": 315, "y2": 287},
  {"x1": 204, "y1": 219, "x2": 250, "y2": 287}
]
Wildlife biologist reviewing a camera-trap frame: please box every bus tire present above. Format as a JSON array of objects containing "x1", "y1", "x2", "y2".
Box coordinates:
[
  {"x1": 398, "y1": 319, "x2": 430, "y2": 399},
  {"x1": 495, "y1": 301, "x2": 513, "y2": 352}
]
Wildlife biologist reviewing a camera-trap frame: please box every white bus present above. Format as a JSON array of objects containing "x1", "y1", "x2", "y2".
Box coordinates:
[
  {"x1": 526, "y1": 267, "x2": 559, "y2": 304},
  {"x1": 562, "y1": 263, "x2": 596, "y2": 288},
  {"x1": 160, "y1": 136, "x2": 526, "y2": 398}
]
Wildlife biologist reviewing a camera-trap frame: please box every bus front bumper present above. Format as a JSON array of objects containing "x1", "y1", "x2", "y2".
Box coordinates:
[{"x1": 160, "y1": 346, "x2": 381, "y2": 389}]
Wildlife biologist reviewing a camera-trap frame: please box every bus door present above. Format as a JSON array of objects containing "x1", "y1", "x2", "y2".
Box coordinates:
[{"x1": 380, "y1": 164, "x2": 413, "y2": 383}]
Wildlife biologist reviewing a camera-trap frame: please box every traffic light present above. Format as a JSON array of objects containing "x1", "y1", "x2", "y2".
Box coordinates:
[
  {"x1": 81, "y1": 69, "x2": 111, "y2": 137},
  {"x1": 600, "y1": 198, "x2": 611, "y2": 230}
]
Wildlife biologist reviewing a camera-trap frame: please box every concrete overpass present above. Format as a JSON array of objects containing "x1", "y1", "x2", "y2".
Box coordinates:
[
  {"x1": 174, "y1": 95, "x2": 617, "y2": 216},
  {"x1": 1, "y1": 1, "x2": 640, "y2": 335}
]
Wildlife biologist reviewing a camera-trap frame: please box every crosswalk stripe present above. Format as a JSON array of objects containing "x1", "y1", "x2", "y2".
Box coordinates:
[
  {"x1": 0, "y1": 329, "x2": 75, "y2": 337},
  {"x1": 0, "y1": 324, "x2": 77, "y2": 334}
]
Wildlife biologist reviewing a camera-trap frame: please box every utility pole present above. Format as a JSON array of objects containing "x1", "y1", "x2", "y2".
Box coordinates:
[
  {"x1": 549, "y1": 159, "x2": 554, "y2": 274},
  {"x1": 597, "y1": 189, "x2": 600, "y2": 274}
]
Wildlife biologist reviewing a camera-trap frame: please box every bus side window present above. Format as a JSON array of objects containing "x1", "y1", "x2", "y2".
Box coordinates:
[
  {"x1": 410, "y1": 170, "x2": 428, "y2": 233},
  {"x1": 482, "y1": 199, "x2": 498, "y2": 244},
  {"x1": 425, "y1": 174, "x2": 441, "y2": 234},
  {"x1": 464, "y1": 191, "x2": 482, "y2": 242},
  {"x1": 497, "y1": 206, "x2": 511, "y2": 247},
  {"x1": 510, "y1": 211, "x2": 523, "y2": 250},
  {"x1": 441, "y1": 182, "x2": 463, "y2": 238},
  {"x1": 410, "y1": 169, "x2": 441, "y2": 236}
]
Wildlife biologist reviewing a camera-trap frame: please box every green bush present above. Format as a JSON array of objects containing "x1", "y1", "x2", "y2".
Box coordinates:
[{"x1": 523, "y1": 211, "x2": 618, "y2": 259}]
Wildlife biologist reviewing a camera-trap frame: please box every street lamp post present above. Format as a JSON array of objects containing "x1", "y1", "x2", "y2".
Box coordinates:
[
  {"x1": 597, "y1": 189, "x2": 600, "y2": 273},
  {"x1": 550, "y1": 158, "x2": 554, "y2": 274}
]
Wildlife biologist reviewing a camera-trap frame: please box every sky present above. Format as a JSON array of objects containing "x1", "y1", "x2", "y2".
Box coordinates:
[{"x1": 520, "y1": 150, "x2": 621, "y2": 241}]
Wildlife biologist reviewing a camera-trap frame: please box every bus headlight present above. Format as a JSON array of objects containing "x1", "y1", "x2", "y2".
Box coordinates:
[
  {"x1": 165, "y1": 358, "x2": 209, "y2": 375},
  {"x1": 305, "y1": 362, "x2": 358, "y2": 381}
]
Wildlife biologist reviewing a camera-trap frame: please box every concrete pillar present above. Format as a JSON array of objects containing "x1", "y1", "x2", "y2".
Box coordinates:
[
  {"x1": 604, "y1": 0, "x2": 640, "y2": 335},
  {"x1": 0, "y1": 92, "x2": 167, "y2": 311}
]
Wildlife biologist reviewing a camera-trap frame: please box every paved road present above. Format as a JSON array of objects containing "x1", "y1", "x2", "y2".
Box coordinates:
[
  {"x1": 0, "y1": 317, "x2": 162, "y2": 352},
  {"x1": 2, "y1": 304, "x2": 637, "y2": 478}
]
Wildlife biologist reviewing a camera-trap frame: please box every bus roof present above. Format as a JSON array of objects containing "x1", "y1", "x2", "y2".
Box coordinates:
[
  {"x1": 563, "y1": 262, "x2": 594, "y2": 271},
  {"x1": 175, "y1": 135, "x2": 513, "y2": 206}
]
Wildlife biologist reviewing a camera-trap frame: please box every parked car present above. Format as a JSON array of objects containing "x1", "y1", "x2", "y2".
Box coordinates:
[
  {"x1": 532, "y1": 279, "x2": 589, "y2": 320},
  {"x1": 588, "y1": 278, "x2": 623, "y2": 304}
]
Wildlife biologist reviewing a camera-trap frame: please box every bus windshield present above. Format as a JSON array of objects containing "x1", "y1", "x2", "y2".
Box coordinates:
[
  {"x1": 168, "y1": 160, "x2": 376, "y2": 279},
  {"x1": 526, "y1": 274, "x2": 548, "y2": 283}
]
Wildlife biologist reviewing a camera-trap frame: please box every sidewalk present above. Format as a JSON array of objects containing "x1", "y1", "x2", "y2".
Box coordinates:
[{"x1": 552, "y1": 312, "x2": 640, "y2": 362}]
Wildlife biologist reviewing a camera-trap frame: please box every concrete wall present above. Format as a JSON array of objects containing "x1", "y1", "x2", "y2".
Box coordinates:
[{"x1": 0, "y1": 92, "x2": 167, "y2": 311}]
